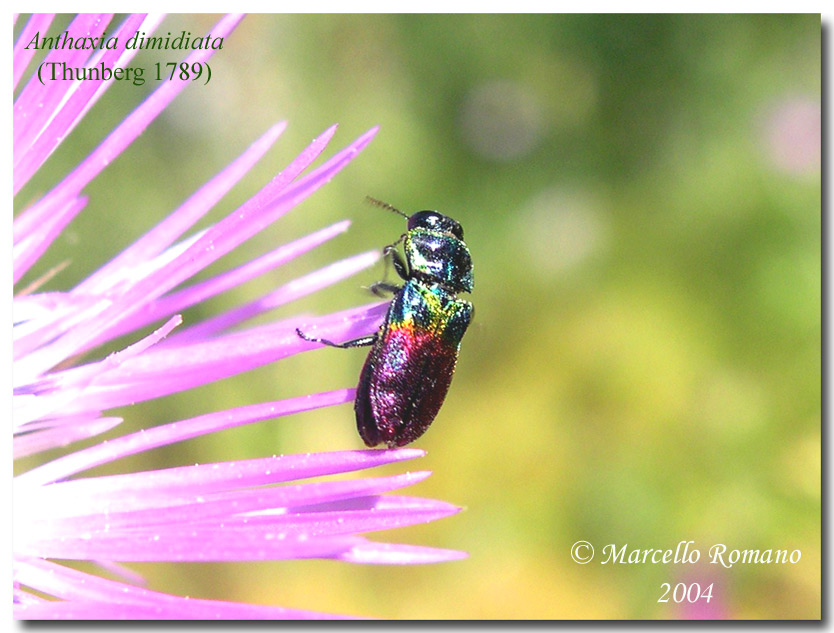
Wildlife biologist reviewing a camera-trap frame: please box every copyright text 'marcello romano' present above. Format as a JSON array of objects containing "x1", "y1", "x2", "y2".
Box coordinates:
[{"x1": 600, "y1": 541, "x2": 801, "y2": 568}]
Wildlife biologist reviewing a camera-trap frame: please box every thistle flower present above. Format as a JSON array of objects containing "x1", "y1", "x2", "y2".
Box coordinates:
[{"x1": 13, "y1": 13, "x2": 465, "y2": 619}]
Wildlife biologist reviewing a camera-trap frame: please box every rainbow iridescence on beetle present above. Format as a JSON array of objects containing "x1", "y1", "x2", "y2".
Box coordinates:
[{"x1": 297, "y1": 201, "x2": 473, "y2": 447}]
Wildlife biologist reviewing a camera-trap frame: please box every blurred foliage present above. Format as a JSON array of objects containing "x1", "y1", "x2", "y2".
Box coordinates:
[{"x1": 14, "y1": 13, "x2": 820, "y2": 619}]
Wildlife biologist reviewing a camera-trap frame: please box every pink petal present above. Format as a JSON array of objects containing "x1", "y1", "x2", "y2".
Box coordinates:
[
  {"x1": 14, "y1": 13, "x2": 113, "y2": 161},
  {"x1": 24, "y1": 447, "x2": 425, "y2": 500},
  {"x1": 339, "y1": 542, "x2": 469, "y2": 565},
  {"x1": 37, "y1": 303, "x2": 384, "y2": 415},
  {"x1": 171, "y1": 249, "x2": 380, "y2": 342},
  {"x1": 14, "y1": 316, "x2": 182, "y2": 425},
  {"x1": 19, "y1": 126, "x2": 376, "y2": 377},
  {"x1": 94, "y1": 220, "x2": 355, "y2": 348},
  {"x1": 76, "y1": 120, "x2": 290, "y2": 295},
  {"x1": 13, "y1": 14, "x2": 244, "y2": 237},
  {"x1": 13, "y1": 195, "x2": 86, "y2": 283},
  {"x1": 14, "y1": 559, "x2": 355, "y2": 619},
  {"x1": 16, "y1": 390, "x2": 357, "y2": 486},
  {"x1": 14, "y1": 14, "x2": 157, "y2": 191},
  {"x1": 16, "y1": 600, "x2": 354, "y2": 621},
  {"x1": 22, "y1": 529, "x2": 365, "y2": 562},
  {"x1": 13, "y1": 14, "x2": 55, "y2": 90},
  {"x1": 24, "y1": 471, "x2": 434, "y2": 526},
  {"x1": 13, "y1": 416, "x2": 122, "y2": 458},
  {"x1": 20, "y1": 492, "x2": 460, "y2": 563}
]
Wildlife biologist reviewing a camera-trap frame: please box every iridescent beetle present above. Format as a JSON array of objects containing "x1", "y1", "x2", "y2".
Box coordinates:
[{"x1": 297, "y1": 198, "x2": 473, "y2": 447}]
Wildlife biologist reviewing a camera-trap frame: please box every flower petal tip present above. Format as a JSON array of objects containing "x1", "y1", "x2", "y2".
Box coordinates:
[{"x1": 381, "y1": 447, "x2": 426, "y2": 460}]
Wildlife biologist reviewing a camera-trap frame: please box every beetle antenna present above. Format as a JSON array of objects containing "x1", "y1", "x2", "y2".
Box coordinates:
[{"x1": 365, "y1": 196, "x2": 409, "y2": 219}]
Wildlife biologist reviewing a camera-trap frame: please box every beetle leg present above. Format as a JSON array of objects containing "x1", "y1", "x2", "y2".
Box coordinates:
[
  {"x1": 296, "y1": 328, "x2": 377, "y2": 349},
  {"x1": 368, "y1": 281, "x2": 401, "y2": 297},
  {"x1": 382, "y1": 245, "x2": 409, "y2": 281}
]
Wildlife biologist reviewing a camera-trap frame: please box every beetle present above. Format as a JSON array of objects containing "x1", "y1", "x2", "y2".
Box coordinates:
[{"x1": 296, "y1": 197, "x2": 473, "y2": 447}]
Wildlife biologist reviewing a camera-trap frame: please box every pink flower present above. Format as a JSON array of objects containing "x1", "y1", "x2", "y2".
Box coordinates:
[{"x1": 13, "y1": 13, "x2": 465, "y2": 619}]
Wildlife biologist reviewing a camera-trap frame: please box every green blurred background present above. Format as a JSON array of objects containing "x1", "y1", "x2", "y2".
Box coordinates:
[{"x1": 15, "y1": 13, "x2": 820, "y2": 619}]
